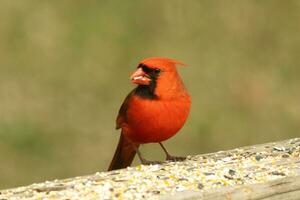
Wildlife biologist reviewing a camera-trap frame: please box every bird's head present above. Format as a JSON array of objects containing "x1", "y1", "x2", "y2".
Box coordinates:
[{"x1": 130, "y1": 57, "x2": 187, "y2": 99}]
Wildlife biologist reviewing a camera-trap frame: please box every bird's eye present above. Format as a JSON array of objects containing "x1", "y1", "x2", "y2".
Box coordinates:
[{"x1": 154, "y1": 68, "x2": 161, "y2": 74}]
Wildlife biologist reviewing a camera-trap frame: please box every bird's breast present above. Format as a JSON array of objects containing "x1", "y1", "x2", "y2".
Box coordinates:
[{"x1": 125, "y1": 95, "x2": 191, "y2": 143}]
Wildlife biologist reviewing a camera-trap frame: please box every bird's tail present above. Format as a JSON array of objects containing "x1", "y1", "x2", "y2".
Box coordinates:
[{"x1": 108, "y1": 133, "x2": 138, "y2": 171}]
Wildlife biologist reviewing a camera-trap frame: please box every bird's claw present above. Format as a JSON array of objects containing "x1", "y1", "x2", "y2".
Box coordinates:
[
  {"x1": 166, "y1": 155, "x2": 186, "y2": 162},
  {"x1": 141, "y1": 160, "x2": 162, "y2": 165}
]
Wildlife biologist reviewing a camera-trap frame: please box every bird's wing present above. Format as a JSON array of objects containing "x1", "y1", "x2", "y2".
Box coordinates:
[{"x1": 116, "y1": 90, "x2": 134, "y2": 130}]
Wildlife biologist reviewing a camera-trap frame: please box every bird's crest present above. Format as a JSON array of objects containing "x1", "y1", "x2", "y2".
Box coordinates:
[{"x1": 140, "y1": 57, "x2": 187, "y2": 69}]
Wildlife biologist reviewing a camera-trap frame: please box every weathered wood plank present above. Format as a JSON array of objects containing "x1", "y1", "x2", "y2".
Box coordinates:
[
  {"x1": 1, "y1": 138, "x2": 300, "y2": 199},
  {"x1": 161, "y1": 175, "x2": 300, "y2": 200}
]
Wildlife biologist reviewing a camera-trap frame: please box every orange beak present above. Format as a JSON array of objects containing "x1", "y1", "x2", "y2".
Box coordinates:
[{"x1": 130, "y1": 67, "x2": 151, "y2": 85}]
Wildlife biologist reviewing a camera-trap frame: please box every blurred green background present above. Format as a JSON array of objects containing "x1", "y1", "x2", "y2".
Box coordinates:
[{"x1": 0, "y1": 0, "x2": 300, "y2": 189}]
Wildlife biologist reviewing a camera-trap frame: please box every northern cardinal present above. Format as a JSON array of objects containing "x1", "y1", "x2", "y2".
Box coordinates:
[{"x1": 108, "y1": 57, "x2": 191, "y2": 171}]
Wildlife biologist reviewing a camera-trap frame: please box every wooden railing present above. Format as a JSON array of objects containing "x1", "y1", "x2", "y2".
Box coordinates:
[{"x1": 1, "y1": 138, "x2": 299, "y2": 199}]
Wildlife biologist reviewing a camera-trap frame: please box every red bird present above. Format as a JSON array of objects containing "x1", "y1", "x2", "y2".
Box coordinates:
[{"x1": 108, "y1": 57, "x2": 191, "y2": 170}]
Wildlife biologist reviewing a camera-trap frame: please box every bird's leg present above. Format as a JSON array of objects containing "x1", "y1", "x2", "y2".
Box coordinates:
[
  {"x1": 159, "y1": 142, "x2": 186, "y2": 162},
  {"x1": 135, "y1": 145, "x2": 162, "y2": 165}
]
